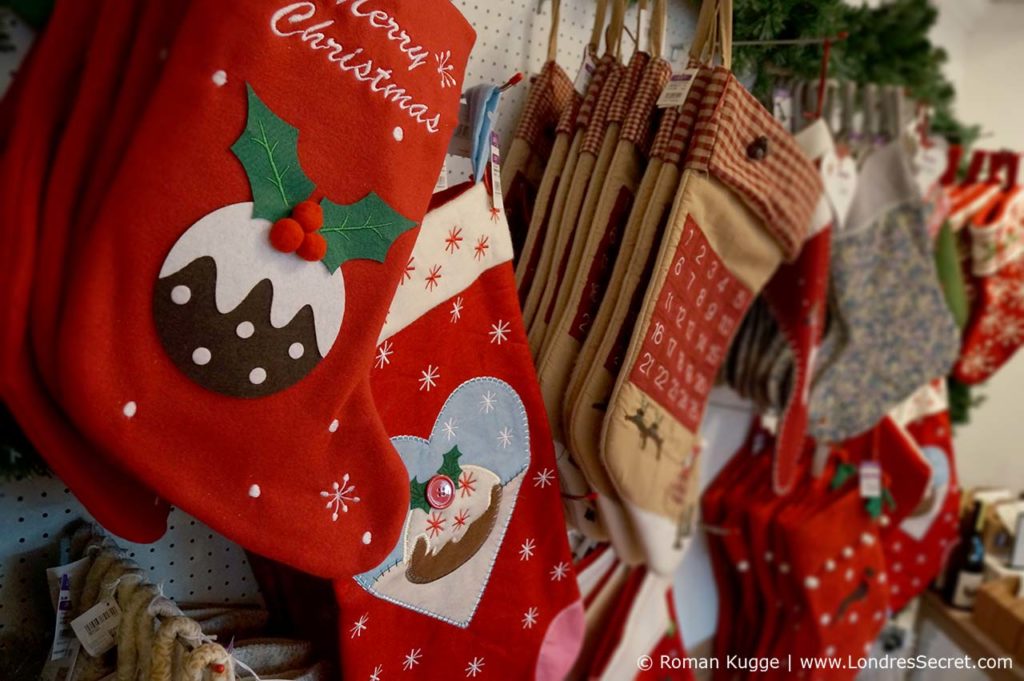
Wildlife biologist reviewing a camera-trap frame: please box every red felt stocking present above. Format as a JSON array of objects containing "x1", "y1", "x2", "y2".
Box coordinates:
[
  {"x1": 53, "y1": 0, "x2": 474, "y2": 576},
  {"x1": 334, "y1": 181, "x2": 582, "y2": 680}
]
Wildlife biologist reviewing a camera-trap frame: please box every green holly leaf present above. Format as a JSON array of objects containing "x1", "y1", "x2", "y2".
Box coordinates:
[
  {"x1": 865, "y1": 496, "x2": 883, "y2": 520},
  {"x1": 830, "y1": 462, "x2": 858, "y2": 490},
  {"x1": 231, "y1": 84, "x2": 315, "y2": 222},
  {"x1": 319, "y1": 193, "x2": 416, "y2": 272},
  {"x1": 437, "y1": 446, "x2": 463, "y2": 488},
  {"x1": 409, "y1": 478, "x2": 431, "y2": 514}
]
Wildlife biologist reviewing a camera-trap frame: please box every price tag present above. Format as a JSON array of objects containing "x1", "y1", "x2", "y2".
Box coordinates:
[
  {"x1": 71, "y1": 598, "x2": 122, "y2": 658},
  {"x1": 574, "y1": 50, "x2": 598, "y2": 95},
  {"x1": 433, "y1": 158, "x2": 448, "y2": 193},
  {"x1": 657, "y1": 68, "x2": 698, "y2": 108},
  {"x1": 772, "y1": 88, "x2": 792, "y2": 128},
  {"x1": 821, "y1": 148, "x2": 857, "y2": 229},
  {"x1": 490, "y1": 130, "x2": 503, "y2": 210},
  {"x1": 446, "y1": 101, "x2": 473, "y2": 158},
  {"x1": 860, "y1": 461, "x2": 882, "y2": 499}
]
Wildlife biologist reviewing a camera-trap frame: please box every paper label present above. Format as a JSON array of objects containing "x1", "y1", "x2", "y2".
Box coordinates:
[
  {"x1": 489, "y1": 131, "x2": 502, "y2": 210},
  {"x1": 47, "y1": 556, "x2": 91, "y2": 612},
  {"x1": 657, "y1": 68, "x2": 698, "y2": 109},
  {"x1": 860, "y1": 461, "x2": 882, "y2": 499},
  {"x1": 71, "y1": 599, "x2": 121, "y2": 658},
  {"x1": 434, "y1": 158, "x2": 448, "y2": 193},
  {"x1": 40, "y1": 642, "x2": 79, "y2": 681},
  {"x1": 446, "y1": 101, "x2": 473, "y2": 158},
  {"x1": 772, "y1": 88, "x2": 792, "y2": 128},
  {"x1": 574, "y1": 50, "x2": 598, "y2": 95},
  {"x1": 821, "y1": 148, "x2": 857, "y2": 229}
]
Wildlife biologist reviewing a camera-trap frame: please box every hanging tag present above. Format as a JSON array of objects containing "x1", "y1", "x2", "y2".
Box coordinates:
[
  {"x1": 446, "y1": 101, "x2": 473, "y2": 158},
  {"x1": 574, "y1": 50, "x2": 598, "y2": 95},
  {"x1": 657, "y1": 68, "x2": 698, "y2": 108},
  {"x1": 772, "y1": 88, "x2": 792, "y2": 127},
  {"x1": 433, "y1": 158, "x2": 448, "y2": 193},
  {"x1": 811, "y1": 442, "x2": 831, "y2": 478},
  {"x1": 859, "y1": 461, "x2": 882, "y2": 499},
  {"x1": 821, "y1": 148, "x2": 857, "y2": 229},
  {"x1": 71, "y1": 598, "x2": 121, "y2": 658},
  {"x1": 490, "y1": 131, "x2": 503, "y2": 211}
]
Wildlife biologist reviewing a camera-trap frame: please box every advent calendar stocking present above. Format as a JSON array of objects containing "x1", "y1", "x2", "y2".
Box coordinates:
[
  {"x1": 335, "y1": 181, "x2": 582, "y2": 680},
  {"x1": 810, "y1": 141, "x2": 960, "y2": 443},
  {"x1": 501, "y1": 1, "x2": 577, "y2": 259},
  {"x1": 0, "y1": 0, "x2": 170, "y2": 541},
  {"x1": 601, "y1": 65, "x2": 822, "y2": 573},
  {"x1": 55, "y1": 0, "x2": 474, "y2": 576},
  {"x1": 953, "y1": 184, "x2": 1024, "y2": 384}
]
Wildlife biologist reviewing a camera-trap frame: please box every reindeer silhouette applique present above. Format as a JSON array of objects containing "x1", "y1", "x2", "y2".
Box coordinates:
[{"x1": 625, "y1": 398, "x2": 664, "y2": 458}]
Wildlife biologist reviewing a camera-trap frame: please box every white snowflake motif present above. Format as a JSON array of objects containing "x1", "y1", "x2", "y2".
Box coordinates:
[
  {"x1": 350, "y1": 613, "x2": 369, "y2": 639},
  {"x1": 997, "y1": 316, "x2": 1024, "y2": 346},
  {"x1": 402, "y1": 648, "x2": 422, "y2": 671},
  {"x1": 370, "y1": 665, "x2": 383, "y2": 681},
  {"x1": 375, "y1": 340, "x2": 393, "y2": 369},
  {"x1": 419, "y1": 365, "x2": 439, "y2": 392},
  {"x1": 533, "y1": 468, "x2": 555, "y2": 488},
  {"x1": 522, "y1": 607, "x2": 539, "y2": 629},
  {"x1": 489, "y1": 320, "x2": 510, "y2": 345},
  {"x1": 479, "y1": 390, "x2": 496, "y2": 413},
  {"x1": 465, "y1": 657, "x2": 485, "y2": 678},
  {"x1": 519, "y1": 538, "x2": 536, "y2": 561},
  {"x1": 959, "y1": 345, "x2": 995, "y2": 378},
  {"x1": 320, "y1": 474, "x2": 360, "y2": 521},
  {"x1": 550, "y1": 562, "x2": 570, "y2": 581},
  {"x1": 450, "y1": 296, "x2": 464, "y2": 324},
  {"x1": 991, "y1": 277, "x2": 1015, "y2": 301},
  {"x1": 497, "y1": 427, "x2": 513, "y2": 449},
  {"x1": 435, "y1": 50, "x2": 456, "y2": 88},
  {"x1": 442, "y1": 417, "x2": 459, "y2": 441},
  {"x1": 980, "y1": 312, "x2": 1002, "y2": 335},
  {"x1": 445, "y1": 226, "x2": 463, "y2": 253}
]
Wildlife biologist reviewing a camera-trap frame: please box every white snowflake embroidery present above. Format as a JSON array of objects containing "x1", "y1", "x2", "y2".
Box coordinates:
[
  {"x1": 435, "y1": 50, "x2": 456, "y2": 88},
  {"x1": 465, "y1": 657, "x2": 485, "y2": 678},
  {"x1": 403, "y1": 648, "x2": 422, "y2": 671},
  {"x1": 450, "y1": 296, "x2": 464, "y2": 323},
  {"x1": 519, "y1": 538, "x2": 536, "y2": 561},
  {"x1": 320, "y1": 474, "x2": 360, "y2": 521},
  {"x1": 419, "y1": 365, "x2": 439, "y2": 392},
  {"x1": 522, "y1": 607, "x2": 538, "y2": 629},
  {"x1": 997, "y1": 317, "x2": 1024, "y2": 346},
  {"x1": 350, "y1": 613, "x2": 368, "y2": 639},
  {"x1": 550, "y1": 562, "x2": 570, "y2": 581},
  {"x1": 375, "y1": 340, "x2": 393, "y2": 368},
  {"x1": 442, "y1": 417, "x2": 459, "y2": 441},
  {"x1": 445, "y1": 226, "x2": 463, "y2": 253},
  {"x1": 533, "y1": 468, "x2": 555, "y2": 488},
  {"x1": 980, "y1": 312, "x2": 1002, "y2": 335},
  {"x1": 479, "y1": 390, "x2": 496, "y2": 413},
  {"x1": 489, "y1": 320, "x2": 510, "y2": 345},
  {"x1": 960, "y1": 345, "x2": 995, "y2": 377},
  {"x1": 370, "y1": 665, "x2": 383, "y2": 681},
  {"x1": 497, "y1": 427, "x2": 512, "y2": 449}
]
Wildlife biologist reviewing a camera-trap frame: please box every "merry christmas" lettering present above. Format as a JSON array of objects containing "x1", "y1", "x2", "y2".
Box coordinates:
[{"x1": 270, "y1": 2, "x2": 443, "y2": 133}]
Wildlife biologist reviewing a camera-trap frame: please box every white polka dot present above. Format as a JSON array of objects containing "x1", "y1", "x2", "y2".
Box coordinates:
[
  {"x1": 824, "y1": 559, "x2": 836, "y2": 572},
  {"x1": 842, "y1": 546, "x2": 854, "y2": 559},
  {"x1": 329, "y1": 419, "x2": 340, "y2": 433},
  {"x1": 916, "y1": 554, "x2": 927, "y2": 564},
  {"x1": 765, "y1": 551, "x2": 774, "y2": 562},
  {"x1": 874, "y1": 611, "x2": 883, "y2": 621},
  {"x1": 123, "y1": 401, "x2": 137, "y2": 418},
  {"x1": 362, "y1": 531, "x2": 372, "y2": 545},
  {"x1": 892, "y1": 585, "x2": 901, "y2": 595},
  {"x1": 236, "y1": 321, "x2": 255, "y2": 339},
  {"x1": 737, "y1": 561, "x2": 750, "y2": 572},
  {"x1": 805, "y1": 576, "x2": 820, "y2": 589},
  {"x1": 893, "y1": 563, "x2": 903, "y2": 573},
  {"x1": 212, "y1": 70, "x2": 228, "y2": 86},
  {"x1": 880, "y1": 514, "x2": 891, "y2": 527},
  {"x1": 192, "y1": 347, "x2": 212, "y2": 366},
  {"x1": 779, "y1": 563, "x2": 791, "y2": 574},
  {"x1": 878, "y1": 573, "x2": 887, "y2": 584},
  {"x1": 861, "y1": 532, "x2": 876, "y2": 546},
  {"x1": 849, "y1": 612, "x2": 859, "y2": 624},
  {"x1": 893, "y1": 542, "x2": 903, "y2": 552},
  {"x1": 820, "y1": 614, "x2": 831, "y2": 626},
  {"x1": 171, "y1": 285, "x2": 191, "y2": 305},
  {"x1": 392, "y1": 126, "x2": 404, "y2": 141},
  {"x1": 249, "y1": 367, "x2": 267, "y2": 385},
  {"x1": 912, "y1": 578, "x2": 921, "y2": 587},
  {"x1": 248, "y1": 484, "x2": 261, "y2": 498},
  {"x1": 845, "y1": 568, "x2": 855, "y2": 581},
  {"x1": 864, "y1": 643, "x2": 872, "y2": 654},
  {"x1": 288, "y1": 342, "x2": 304, "y2": 359},
  {"x1": 825, "y1": 646, "x2": 835, "y2": 657}
]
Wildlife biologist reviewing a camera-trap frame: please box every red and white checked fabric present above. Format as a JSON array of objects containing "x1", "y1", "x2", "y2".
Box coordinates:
[
  {"x1": 664, "y1": 68, "x2": 714, "y2": 165},
  {"x1": 685, "y1": 68, "x2": 822, "y2": 261},
  {"x1": 648, "y1": 107, "x2": 680, "y2": 162},
  {"x1": 514, "y1": 61, "x2": 578, "y2": 146},
  {"x1": 555, "y1": 97, "x2": 582, "y2": 136},
  {"x1": 574, "y1": 54, "x2": 617, "y2": 132},
  {"x1": 607, "y1": 53, "x2": 650, "y2": 125},
  {"x1": 620, "y1": 59, "x2": 673, "y2": 152},
  {"x1": 580, "y1": 65, "x2": 625, "y2": 155}
]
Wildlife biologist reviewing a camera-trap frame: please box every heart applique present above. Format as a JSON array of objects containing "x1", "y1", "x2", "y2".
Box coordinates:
[{"x1": 353, "y1": 377, "x2": 530, "y2": 627}]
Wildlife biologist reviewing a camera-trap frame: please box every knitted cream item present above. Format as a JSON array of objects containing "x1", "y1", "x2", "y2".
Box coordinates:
[
  {"x1": 152, "y1": 616, "x2": 203, "y2": 681},
  {"x1": 141, "y1": 597, "x2": 186, "y2": 681},
  {"x1": 230, "y1": 639, "x2": 314, "y2": 677},
  {"x1": 182, "y1": 643, "x2": 235, "y2": 681},
  {"x1": 114, "y1": 574, "x2": 149, "y2": 681}
]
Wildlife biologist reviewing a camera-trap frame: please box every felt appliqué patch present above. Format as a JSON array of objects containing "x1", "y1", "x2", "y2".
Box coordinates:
[
  {"x1": 153, "y1": 83, "x2": 414, "y2": 397},
  {"x1": 354, "y1": 378, "x2": 530, "y2": 627}
]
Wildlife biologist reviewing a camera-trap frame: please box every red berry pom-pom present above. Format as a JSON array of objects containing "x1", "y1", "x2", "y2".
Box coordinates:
[
  {"x1": 270, "y1": 218, "x2": 304, "y2": 253},
  {"x1": 297, "y1": 232, "x2": 327, "y2": 262},
  {"x1": 292, "y1": 201, "x2": 323, "y2": 233}
]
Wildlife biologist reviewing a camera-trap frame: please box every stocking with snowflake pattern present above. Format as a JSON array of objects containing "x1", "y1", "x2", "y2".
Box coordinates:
[
  {"x1": 53, "y1": 0, "x2": 475, "y2": 575},
  {"x1": 334, "y1": 179, "x2": 583, "y2": 680},
  {"x1": 953, "y1": 183, "x2": 1024, "y2": 384}
]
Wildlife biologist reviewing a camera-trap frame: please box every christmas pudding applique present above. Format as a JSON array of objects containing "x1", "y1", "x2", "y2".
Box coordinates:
[
  {"x1": 354, "y1": 378, "x2": 530, "y2": 627},
  {"x1": 154, "y1": 84, "x2": 414, "y2": 398}
]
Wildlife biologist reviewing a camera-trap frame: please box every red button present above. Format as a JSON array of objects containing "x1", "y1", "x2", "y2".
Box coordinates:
[{"x1": 426, "y1": 475, "x2": 455, "y2": 510}]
